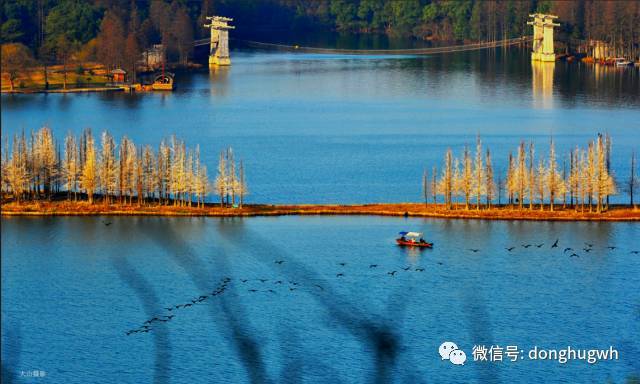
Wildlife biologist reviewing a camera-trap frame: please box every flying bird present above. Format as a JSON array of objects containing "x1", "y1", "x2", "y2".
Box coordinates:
[
  {"x1": 570, "y1": 253, "x2": 580, "y2": 258},
  {"x1": 563, "y1": 248, "x2": 573, "y2": 253},
  {"x1": 469, "y1": 249, "x2": 480, "y2": 253},
  {"x1": 606, "y1": 246, "x2": 617, "y2": 250},
  {"x1": 536, "y1": 243, "x2": 544, "y2": 248},
  {"x1": 415, "y1": 268, "x2": 425, "y2": 272},
  {"x1": 338, "y1": 262, "x2": 347, "y2": 267},
  {"x1": 630, "y1": 251, "x2": 639, "y2": 254},
  {"x1": 402, "y1": 266, "x2": 411, "y2": 271},
  {"x1": 506, "y1": 247, "x2": 516, "y2": 252},
  {"x1": 274, "y1": 260, "x2": 285, "y2": 264},
  {"x1": 551, "y1": 239, "x2": 559, "y2": 248},
  {"x1": 388, "y1": 271, "x2": 397, "y2": 276},
  {"x1": 522, "y1": 244, "x2": 532, "y2": 248},
  {"x1": 369, "y1": 264, "x2": 378, "y2": 268},
  {"x1": 336, "y1": 273, "x2": 344, "y2": 277},
  {"x1": 248, "y1": 289, "x2": 258, "y2": 293},
  {"x1": 102, "y1": 221, "x2": 112, "y2": 226}
]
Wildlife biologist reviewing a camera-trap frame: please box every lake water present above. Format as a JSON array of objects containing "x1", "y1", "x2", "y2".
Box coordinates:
[
  {"x1": 2, "y1": 45, "x2": 640, "y2": 383},
  {"x1": 2, "y1": 216, "x2": 639, "y2": 383},
  {"x1": 1, "y1": 47, "x2": 639, "y2": 204}
]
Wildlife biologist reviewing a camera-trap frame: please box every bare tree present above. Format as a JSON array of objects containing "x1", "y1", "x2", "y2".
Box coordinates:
[
  {"x1": 473, "y1": 136, "x2": 485, "y2": 210},
  {"x1": 5, "y1": 134, "x2": 29, "y2": 204},
  {"x1": 80, "y1": 132, "x2": 98, "y2": 204},
  {"x1": 100, "y1": 131, "x2": 117, "y2": 205},
  {"x1": 546, "y1": 139, "x2": 563, "y2": 212},
  {"x1": 536, "y1": 159, "x2": 546, "y2": 211},
  {"x1": 141, "y1": 145, "x2": 156, "y2": 204},
  {"x1": 485, "y1": 149, "x2": 495, "y2": 209},
  {"x1": 629, "y1": 150, "x2": 637, "y2": 207},
  {"x1": 215, "y1": 150, "x2": 227, "y2": 207},
  {"x1": 238, "y1": 160, "x2": 247, "y2": 208},
  {"x1": 431, "y1": 166, "x2": 437, "y2": 205},
  {"x1": 506, "y1": 152, "x2": 515, "y2": 208},
  {"x1": 38, "y1": 127, "x2": 57, "y2": 198},
  {"x1": 422, "y1": 169, "x2": 428, "y2": 206},
  {"x1": 595, "y1": 134, "x2": 615, "y2": 213},
  {"x1": 528, "y1": 142, "x2": 535, "y2": 210},
  {"x1": 461, "y1": 146, "x2": 473, "y2": 210},
  {"x1": 63, "y1": 132, "x2": 79, "y2": 200},
  {"x1": 586, "y1": 141, "x2": 595, "y2": 211},
  {"x1": 438, "y1": 149, "x2": 453, "y2": 210},
  {"x1": 227, "y1": 148, "x2": 236, "y2": 206},
  {"x1": 516, "y1": 141, "x2": 526, "y2": 209},
  {"x1": 605, "y1": 133, "x2": 612, "y2": 210}
]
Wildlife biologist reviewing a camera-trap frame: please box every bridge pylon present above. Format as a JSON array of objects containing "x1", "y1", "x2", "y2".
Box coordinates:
[
  {"x1": 204, "y1": 16, "x2": 235, "y2": 66},
  {"x1": 527, "y1": 14, "x2": 559, "y2": 62}
]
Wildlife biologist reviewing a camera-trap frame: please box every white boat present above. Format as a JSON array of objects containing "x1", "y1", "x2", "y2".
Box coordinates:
[{"x1": 614, "y1": 58, "x2": 632, "y2": 67}]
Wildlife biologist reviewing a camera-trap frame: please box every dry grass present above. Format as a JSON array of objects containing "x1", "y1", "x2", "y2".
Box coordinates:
[
  {"x1": 1, "y1": 63, "x2": 109, "y2": 92},
  {"x1": 2, "y1": 200, "x2": 638, "y2": 221}
]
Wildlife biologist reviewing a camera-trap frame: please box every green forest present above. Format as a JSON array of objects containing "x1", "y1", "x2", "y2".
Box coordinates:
[{"x1": 1, "y1": 0, "x2": 639, "y2": 70}]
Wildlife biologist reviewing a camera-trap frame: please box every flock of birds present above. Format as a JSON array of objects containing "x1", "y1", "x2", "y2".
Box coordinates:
[
  {"x1": 125, "y1": 278, "x2": 231, "y2": 336},
  {"x1": 468, "y1": 238, "x2": 639, "y2": 259},
  {"x1": 124, "y1": 258, "x2": 441, "y2": 336},
  {"x1": 118, "y1": 223, "x2": 638, "y2": 337}
]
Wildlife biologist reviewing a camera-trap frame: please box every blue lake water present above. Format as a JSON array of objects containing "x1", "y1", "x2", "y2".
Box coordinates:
[
  {"x1": 1, "y1": 48, "x2": 639, "y2": 204},
  {"x1": 1, "y1": 216, "x2": 639, "y2": 383},
  {"x1": 2, "y1": 46, "x2": 640, "y2": 383}
]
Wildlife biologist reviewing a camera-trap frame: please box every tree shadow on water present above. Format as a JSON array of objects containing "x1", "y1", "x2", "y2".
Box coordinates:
[
  {"x1": 134, "y1": 217, "x2": 499, "y2": 383},
  {"x1": 1, "y1": 324, "x2": 21, "y2": 384},
  {"x1": 110, "y1": 253, "x2": 171, "y2": 384}
]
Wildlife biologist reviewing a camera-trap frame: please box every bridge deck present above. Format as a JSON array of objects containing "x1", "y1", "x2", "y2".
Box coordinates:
[{"x1": 194, "y1": 36, "x2": 532, "y2": 55}]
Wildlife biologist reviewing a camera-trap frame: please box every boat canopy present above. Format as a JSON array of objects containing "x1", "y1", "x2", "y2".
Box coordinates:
[{"x1": 399, "y1": 231, "x2": 422, "y2": 237}]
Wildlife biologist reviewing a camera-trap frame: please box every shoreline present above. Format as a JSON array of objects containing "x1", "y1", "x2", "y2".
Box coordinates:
[
  {"x1": 1, "y1": 87, "x2": 124, "y2": 94},
  {"x1": 2, "y1": 202, "x2": 638, "y2": 221}
]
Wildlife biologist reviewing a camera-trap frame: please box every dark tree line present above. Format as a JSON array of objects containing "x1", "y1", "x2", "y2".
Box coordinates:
[{"x1": 3, "y1": 1, "x2": 639, "y2": 69}]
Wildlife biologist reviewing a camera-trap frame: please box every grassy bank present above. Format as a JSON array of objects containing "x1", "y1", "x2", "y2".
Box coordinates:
[
  {"x1": 1, "y1": 63, "x2": 110, "y2": 92},
  {"x1": 1, "y1": 200, "x2": 638, "y2": 221}
]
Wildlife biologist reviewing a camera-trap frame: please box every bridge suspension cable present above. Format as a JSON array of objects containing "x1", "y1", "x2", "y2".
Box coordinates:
[{"x1": 194, "y1": 36, "x2": 532, "y2": 55}]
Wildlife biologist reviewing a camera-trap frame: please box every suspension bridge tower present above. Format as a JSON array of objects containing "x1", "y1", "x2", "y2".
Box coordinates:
[
  {"x1": 204, "y1": 16, "x2": 234, "y2": 66},
  {"x1": 527, "y1": 14, "x2": 559, "y2": 62}
]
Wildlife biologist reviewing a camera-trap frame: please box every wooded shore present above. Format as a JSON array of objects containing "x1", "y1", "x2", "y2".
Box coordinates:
[{"x1": 2, "y1": 201, "x2": 638, "y2": 221}]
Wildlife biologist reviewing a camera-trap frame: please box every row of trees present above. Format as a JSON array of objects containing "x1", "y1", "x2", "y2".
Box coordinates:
[
  {"x1": 3, "y1": 1, "x2": 639, "y2": 70},
  {"x1": 323, "y1": 1, "x2": 639, "y2": 50},
  {"x1": 1, "y1": 0, "x2": 198, "y2": 90},
  {"x1": 1, "y1": 127, "x2": 247, "y2": 208},
  {"x1": 423, "y1": 135, "x2": 626, "y2": 213}
]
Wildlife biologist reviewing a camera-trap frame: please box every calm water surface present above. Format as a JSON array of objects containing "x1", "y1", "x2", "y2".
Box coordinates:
[
  {"x1": 1, "y1": 48, "x2": 639, "y2": 204},
  {"x1": 2, "y1": 45, "x2": 639, "y2": 383},
  {"x1": 1, "y1": 216, "x2": 639, "y2": 383}
]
